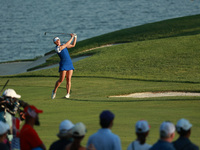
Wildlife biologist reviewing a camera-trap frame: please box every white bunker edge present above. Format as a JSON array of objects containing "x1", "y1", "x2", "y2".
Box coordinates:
[{"x1": 109, "y1": 92, "x2": 200, "y2": 98}]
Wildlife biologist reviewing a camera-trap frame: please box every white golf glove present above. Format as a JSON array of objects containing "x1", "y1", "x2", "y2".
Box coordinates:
[{"x1": 73, "y1": 33, "x2": 77, "y2": 38}]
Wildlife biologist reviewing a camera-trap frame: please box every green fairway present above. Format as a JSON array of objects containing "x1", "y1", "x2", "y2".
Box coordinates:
[
  {"x1": 1, "y1": 76, "x2": 199, "y2": 149},
  {"x1": 1, "y1": 14, "x2": 200, "y2": 149}
]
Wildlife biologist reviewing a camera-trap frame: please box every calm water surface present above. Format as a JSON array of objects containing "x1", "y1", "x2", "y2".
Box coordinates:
[{"x1": 0, "y1": 0, "x2": 199, "y2": 62}]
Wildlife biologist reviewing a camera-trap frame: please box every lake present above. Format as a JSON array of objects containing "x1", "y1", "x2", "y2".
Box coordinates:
[{"x1": 0, "y1": 0, "x2": 199, "y2": 62}]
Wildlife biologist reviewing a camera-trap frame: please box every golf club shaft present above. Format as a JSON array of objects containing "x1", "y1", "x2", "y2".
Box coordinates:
[
  {"x1": 44, "y1": 32, "x2": 71, "y2": 36},
  {"x1": 0, "y1": 80, "x2": 9, "y2": 95}
]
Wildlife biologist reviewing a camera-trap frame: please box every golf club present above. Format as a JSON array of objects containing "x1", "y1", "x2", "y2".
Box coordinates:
[
  {"x1": 44, "y1": 32, "x2": 71, "y2": 36},
  {"x1": 0, "y1": 80, "x2": 9, "y2": 95}
]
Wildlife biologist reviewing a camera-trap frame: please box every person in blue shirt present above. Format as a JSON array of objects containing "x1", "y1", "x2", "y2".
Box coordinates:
[
  {"x1": 87, "y1": 110, "x2": 121, "y2": 150},
  {"x1": 51, "y1": 34, "x2": 77, "y2": 99},
  {"x1": 150, "y1": 121, "x2": 176, "y2": 150},
  {"x1": 0, "y1": 121, "x2": 10, "y2": 150},
  {"x1": 173, "y1": 118, "x2": 199, "y2": 150}
]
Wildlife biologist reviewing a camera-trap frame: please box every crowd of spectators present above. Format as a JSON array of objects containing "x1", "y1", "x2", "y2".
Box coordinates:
[
  {"x1": 0, "y1": 89, "x2": 199, "y2": 150},
  {"x1": 50, "y1": 110, "x2": 200, "y2": 150}
]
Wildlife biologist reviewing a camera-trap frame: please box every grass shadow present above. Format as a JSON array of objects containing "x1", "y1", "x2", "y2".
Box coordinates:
[{"x1": 68, "y1": 98, "x2": 200, "y2": 103}]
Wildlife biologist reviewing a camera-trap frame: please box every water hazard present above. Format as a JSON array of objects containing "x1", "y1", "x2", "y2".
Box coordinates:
[{"x1": 0, "y1": 0, "x2": 199, "y2": 62}]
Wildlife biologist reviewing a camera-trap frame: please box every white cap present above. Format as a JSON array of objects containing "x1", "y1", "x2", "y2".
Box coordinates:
[
  {"x1": 57, "y1": 120, "x2": 74, "y2": 137},
  {"x1": 176, "y1": 118, "x2": 192, "y2": 132},
  {"x1": 0, "y1": 121, "x2": 10, "y2": 135},
  {"x1": 160, "y1": 121, "x2": 175, "y2": 135},
  {"x1": 135, "y1": 120, "x2": 150, "y2": 133},
  {"x1": 3, "y1": 89, "x2": 21, "y2": 98},
  {"x1": 69, "y1": 122, "x2": 86, "y2": 137},
  {"x1": 53, "y1": 37, "x2": 60, "y2": 42}
]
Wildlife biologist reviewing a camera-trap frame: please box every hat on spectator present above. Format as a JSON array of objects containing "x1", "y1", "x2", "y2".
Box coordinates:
[
  {"x1": 57, "y1": 120, "x2": 74, "y2": 137},
  {"x1": 69, "y1": 122, "x2": 86, "y2": 137},
  {"x1": 100, "y1": 110, "x2": 115, "y2": 122},
  {"x1": 3, "y1": 89, "x2": 21, "y2": 99},
  {"x1": 0, "y1": 121, "x2": 10, "y2": 135},
  {"x1": 53, "y1": 37, "x2": 60, "y2": 42},
  {"x1": 24, "y1": 105, "x2": 43, "y2": 118},
  {"x1": 176, "y1": 118, "x2": 192, "y2": 132},
  {"x1": 135, "y1": 120, "x2": 150, "y2": 133},
  {"x1": 160, "y1": 121, "x2": 175, "y2": 135}
]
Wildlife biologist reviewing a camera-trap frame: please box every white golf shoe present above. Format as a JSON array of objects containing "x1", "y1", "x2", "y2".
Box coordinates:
[
  {"x1": 51, "y1": 90, "x2": 56, "y2": 99},
  {"x1": 65, "y1": 93, "x2": 70, "y2": 99}
]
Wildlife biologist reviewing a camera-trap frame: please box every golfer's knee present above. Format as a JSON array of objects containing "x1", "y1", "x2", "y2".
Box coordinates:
[
  {"x1": 67, "y1": 79, "x2": 71, "y2": 84},
  {"x1": 66, "y1": 79, "x2": 71, "y2": 84},
  {"x1": 66, "y1": 76, "x2": 71, "y2": 81},
  {"x1": 58, "y1": 78, "x2": 64, "y2": 83}
]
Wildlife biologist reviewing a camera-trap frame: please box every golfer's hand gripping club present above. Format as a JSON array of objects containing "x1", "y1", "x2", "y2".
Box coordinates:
[{"x1": 73, "y1": 33, "x2": 77, "y2": 38}]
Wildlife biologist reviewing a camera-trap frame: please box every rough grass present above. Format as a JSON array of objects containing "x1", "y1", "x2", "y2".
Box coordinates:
[{"x1": 73, "y1": 34, "x2": 200, "y2": 83}]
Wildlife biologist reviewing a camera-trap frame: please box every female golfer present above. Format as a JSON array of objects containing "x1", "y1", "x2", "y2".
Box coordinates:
[{"x1": 51, "y1": 33, "x2": 77, "y2": 99}]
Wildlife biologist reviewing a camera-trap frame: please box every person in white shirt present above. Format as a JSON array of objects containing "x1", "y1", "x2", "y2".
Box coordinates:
[{"x1": 127, "y1": 120, "x2": 151, "y2": 150}]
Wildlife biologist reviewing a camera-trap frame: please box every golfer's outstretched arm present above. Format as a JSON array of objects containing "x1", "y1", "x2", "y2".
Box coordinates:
[
  {"x1": 66, "y1": 34, "x2": 77, "y2": 48},
  {"x1": 60, "y1": 34, "x2": 75, "y2": 50},
  {"x1": 69, "y1": 36, "x2": 77, "y2": 48}
]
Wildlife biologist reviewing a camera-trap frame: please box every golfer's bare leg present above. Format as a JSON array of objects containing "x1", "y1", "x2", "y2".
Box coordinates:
[
  {"x1": 66, "y1": 70, "x2": 73, "y2": 94},
  {"x1": 53, "y1": 71, "x2": 66, "y2": 93}
]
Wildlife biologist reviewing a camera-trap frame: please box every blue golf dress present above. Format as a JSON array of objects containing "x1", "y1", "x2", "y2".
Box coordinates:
[{"x1": 55, "y1": 45, "x2": 74, "y2": 72}]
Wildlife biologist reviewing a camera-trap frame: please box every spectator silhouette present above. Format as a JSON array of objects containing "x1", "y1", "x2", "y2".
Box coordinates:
[
  {"x1": 127, "y1": 120, "x2": 152, "y2": 150},
  {"x1": 87, "y1": 110, "x2": 121, "y2": 150},
  {"x1": 49, "y1": 120, "x2": 74, "y2": 150},
  {"x1": 150, "y1": 121, "x2": 176, "y2": 150},
  {"x1": 173, "y1": 118, "x2": 199, "y2": 150},
  {"x1": 65, "y1": 122, "x2": 87, "y2": 150},
  {"x1": 20, "y1": 105, "x2": 46, "y2": 150},
  {"x1": 0, "y1": 121, "x2": 10, "y2": 150}
]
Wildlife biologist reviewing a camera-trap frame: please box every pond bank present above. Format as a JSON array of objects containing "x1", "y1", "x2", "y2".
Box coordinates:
[{"x1": 0, "y1": 54, "x2": 89, "y2": 76}]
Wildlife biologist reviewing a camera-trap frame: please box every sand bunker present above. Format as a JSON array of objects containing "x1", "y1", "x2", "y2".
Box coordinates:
[{"x1": 110, "y1": 92, "x2": 200, "y2": 98}]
